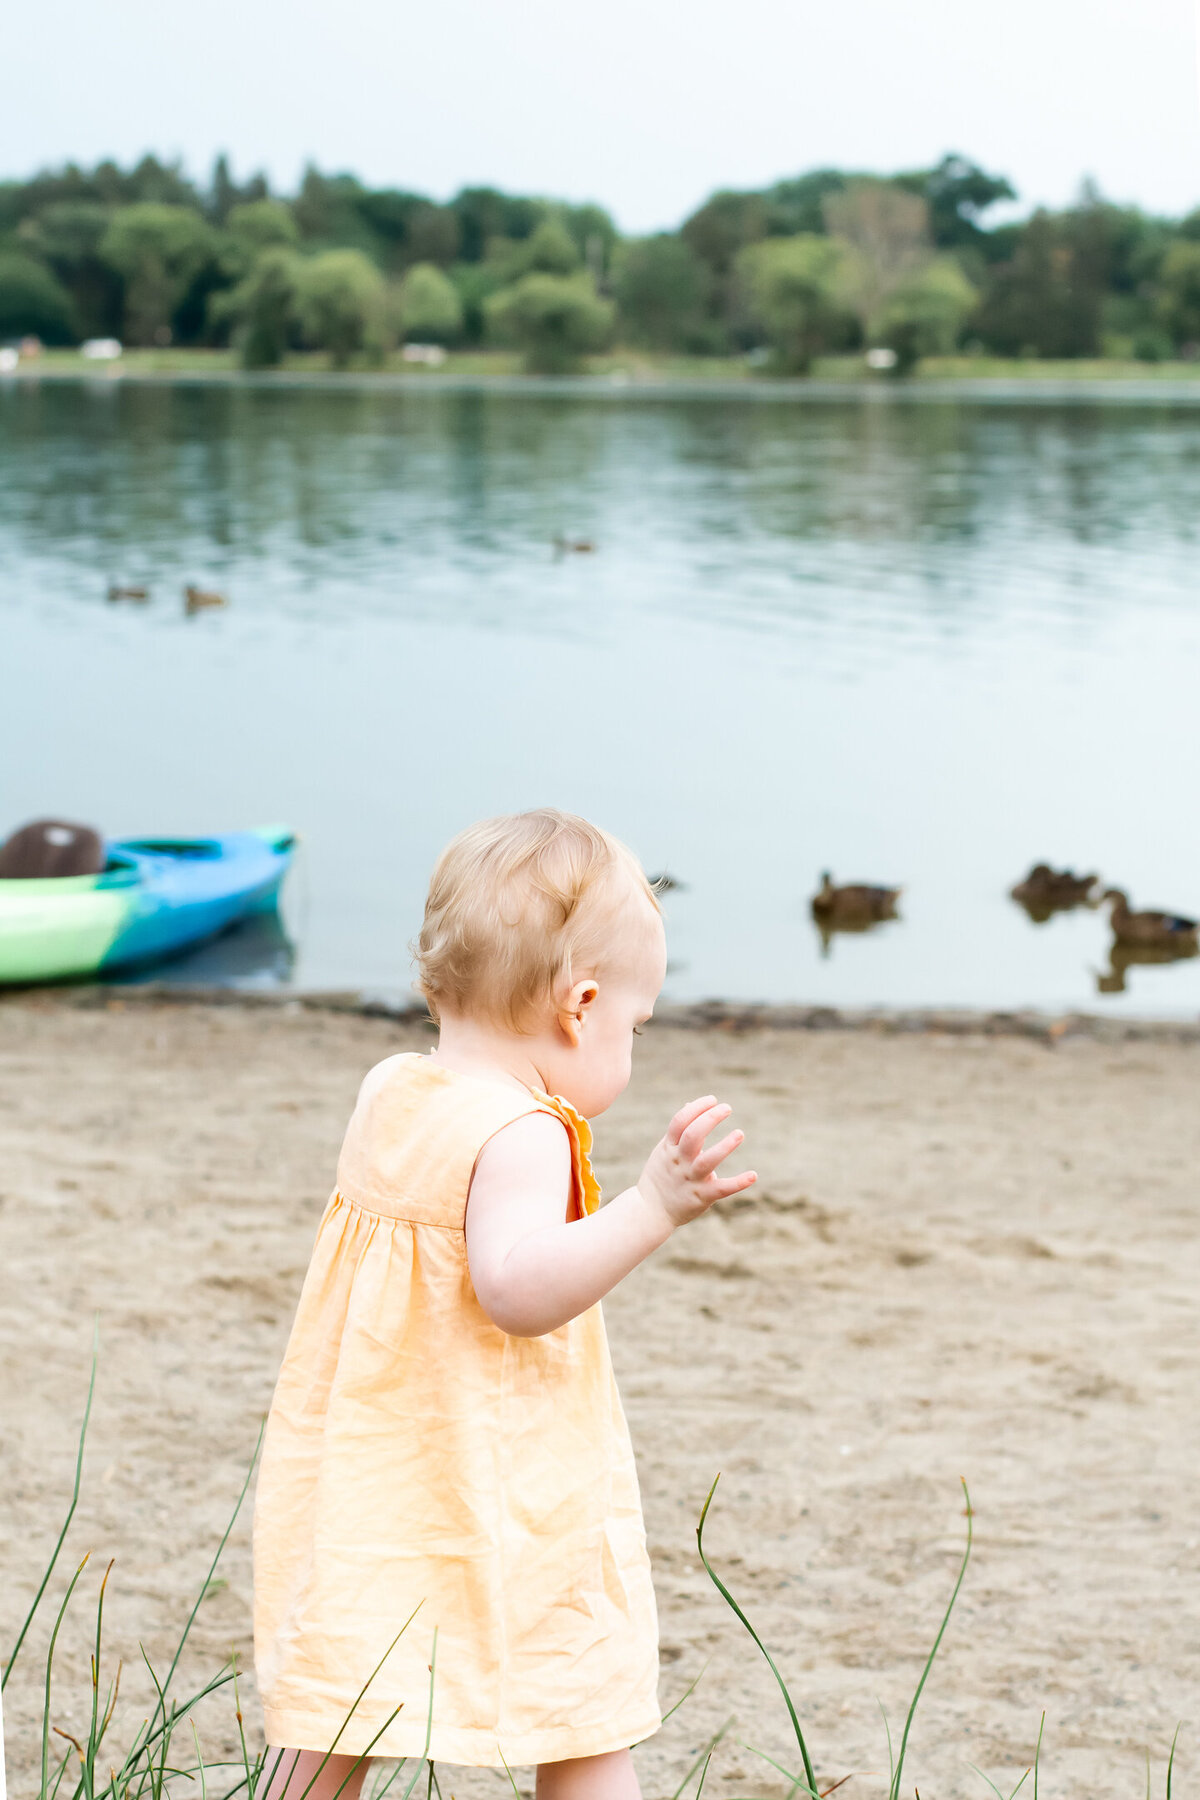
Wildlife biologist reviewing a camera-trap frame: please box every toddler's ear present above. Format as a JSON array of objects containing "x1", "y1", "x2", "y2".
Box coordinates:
[{"x1": 557, "y1": 978, "x2": 599, "y2": 1046}]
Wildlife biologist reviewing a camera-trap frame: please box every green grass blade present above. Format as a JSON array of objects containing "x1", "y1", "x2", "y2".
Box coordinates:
[
  {"x1": 115, "y1": 1663, "x2": 238, "y2": 1799},
  {"x1": 148, "y1": 1421, "x2": 265, "y2": 1741},
  {"x1": 661, "y1": 1661, "x2": 710, "y2": 1726},
  {"x1": 670, "y1": 1720, "x2": 733, "y2": 1800},
  {"x1": 740, "y1": 1739, "x2": 819, "y2": 1800},
  {"x1": 232, "y1": 1662, "x2": 254, "y2": 1799},
  {"x1": 250, "y1": 1745, "x2": 296, "y2": 1800},
  {"x1": 368, "y1": 1760, "x2": 410, "y2": 1800},
  {"x1": 81, "y1": 1561, "x2": 116, "y2": 1800},
  {"x1": 878, "y1": 1701, "x2": 894, "y2": 1786},
  {"x1": 398, "y1": 1631, "x2": 438, "y2": 1800},
  {"x1": 134, "y1": 1646, "x2": 170, "y2": 1800},
  {"x1": 42, "y1": 1554, "x2": 91, "y2": 1799},
  {"x1": 694, "y1": 1747, "x2": 714, "y2": 1800},
  {"x1": 192, "y1": 1725, "x2": 208, "y2": 1800},
  {"x1": 293, "y1": 1606, "x2": 423, "y2": 1800},
  {"x1": 328, "y1": 1705, "x2": 409, "y2": 1800},
  {"x1": 6, "y1": 1328, "x2": 98, "y2": 1692},
  {"x1": 889, "y1": 1479, "x2": 974, "y2": 1800},
  {"x1": 48, "y1": 1744, "x2": 76, "y2": 1800},
  {"x1": 497, "y1": 1748, "x2": 522, "y2": 1800},
  {"x1": 697, "y1": 1476, "x2": 820, "y2": 1800},
  {"x1": 1166, "y1": 1724, "x2": 1181, "y2": 1800},
  {"x1": 1032, "y1": 1713, "x2": 1044, "y2": 1800},
  {"x1": 968, "y1": 1765, "x2": 1005, "y2": 1800}
]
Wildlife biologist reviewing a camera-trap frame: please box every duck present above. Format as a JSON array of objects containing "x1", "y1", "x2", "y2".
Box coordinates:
[
  {"x1": 1103, "y1": 888, "x2": 1198, "y2": 950},
  {"x1": 810, "y1": 872, "x2": 902, "y2": 957},
  {"x1": 1095, "y1": 936, "x2": 1198, "y2": 995},
  {"x1": 107, "y1": 583, "x2": 149, "y2": 602},
  {"x1": 552, "y1": 535, "x2": 596, "y2": 556},
  {"x1": 811, "y1": 872, "x2": 902, "y2": 923},
  {"x1": 1010, "y1": 863, "x2": 1098, "y2": 918},
  {"x1": 184, "y1": 585, "x2": 229, "y2": 614}
]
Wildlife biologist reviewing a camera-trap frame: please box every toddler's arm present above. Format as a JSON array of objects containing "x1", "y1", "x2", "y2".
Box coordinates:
[{"x1": 465, "y1": 1097, "x2": 755, "y2": 1337}]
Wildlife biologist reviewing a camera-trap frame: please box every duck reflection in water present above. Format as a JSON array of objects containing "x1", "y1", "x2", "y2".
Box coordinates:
[
  {"x1": 810, "y1": 871, "x2": 902, "y2": 958},
  {"x1": 1095, "y1": 936, "x2": 1199, "y2": 994},
  {"x1": 1010, "y1": 863, "x2": 1099, "y2": 924}
]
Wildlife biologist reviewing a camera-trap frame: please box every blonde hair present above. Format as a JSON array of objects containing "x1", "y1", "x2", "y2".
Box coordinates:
[{"x1": 416, "y1": 809, "x2": 660, "y2": 1029}]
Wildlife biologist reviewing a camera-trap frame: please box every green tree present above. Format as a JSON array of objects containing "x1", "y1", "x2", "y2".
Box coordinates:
[
  {"x1": 210, "y1": 248, "x2": 301, "y2": 368},
  {"x1": 452, "y1": 188, "x2": 542, "y2": 262},
  {"x1": 210, "y1": 153, "x2": 239, "y2": 224},
  {"x1": 613, "y1": 235, "x2": 708, "y2": 351},
  {"x1": 680, "y1": 190, "x2": 772, "y2": 348},
  {"x1": 973, "y1": 207, "x2": 1108, "y2": 356},
  {"x1": 877, "y1": 258, "x2": 978, "y2": 371},
  {"x1": 736, "y1": 234, "x2": 854, "y2": 371},
  {"x1": 214, "y1": 199, "x2": 301, "y2": 307},
  {"x1": 405, "y1": 203, "x2": 461, "y2": 268},
  {"x1": 513, "y1": 219, "x2": 580, "y2": 276},
  {"x1": 560, "y1": 202, "x2": 619, "y2": 279},
  {"x1": 1157, "y1": 241, "x2": 1200, "y2": 349},
  {"x1": 293, "y1": 166, "x2": 379, "y2": 255},
  {"x1": 295, "y1": 248, "x2": 390, "y2": 366},
  {"x1": 206, "y1": 153, "x2": 268, "y2": 224},
  {"x1": 226, "y1": 199, "x2": 298, "y2": 254},
  {"x1": 19, "y1": 201, "x2": 120, "y2": 337},
  {"x1": 762, "y1": 170, "x2": 850, "y2": 237},
  {"x1": 485, "y1": 271, "x2": 613, "y2": 372},
  {"x1": 822, "y1": 180, "x2": 934, "y2": 341},
  {"x1": 396, "y1": 262, "x2": 463, "y2": 342},
  {"x1": 99, "y1": 203, "x2": 215, "y2": 343},
  {"x1": 682, "y1": 189, "x2": 768, "y2": 278},
  {"x1": 0, "y1": 253, "x2": 76, "y2": 341},
  {"x1": 450, "y1": 262, "x2": 506, "y2": 344},
  {"x1": 895, "y1": 153, "x2": 1015, "y2": 255}
]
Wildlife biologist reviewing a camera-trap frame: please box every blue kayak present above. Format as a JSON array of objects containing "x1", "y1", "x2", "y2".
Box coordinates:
[{"x1": 0, "y1": 825, "x2": 297, "y2": 984}]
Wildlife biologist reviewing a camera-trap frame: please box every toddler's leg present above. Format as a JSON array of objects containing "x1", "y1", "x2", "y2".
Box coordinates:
[
  {"x1": 536, "y1": 1749, "x2": 641, "y2": 1800},
  {"x1": 258, "y1": 1748, "x2": 369, "y2": 1800}
]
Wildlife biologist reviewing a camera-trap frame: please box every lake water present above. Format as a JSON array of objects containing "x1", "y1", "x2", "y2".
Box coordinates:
[{"x1": 2, "y1": 376, "x2": 1199, "y2": 1015}]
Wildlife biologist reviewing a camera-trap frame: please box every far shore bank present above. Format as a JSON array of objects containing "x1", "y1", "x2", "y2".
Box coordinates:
[
  {"x1": 8, "y1": 349, "x2": 1200, "y2": 404},
  {"x1": 17, "y1": 979, "x2": 1200, "y2": 1042}
]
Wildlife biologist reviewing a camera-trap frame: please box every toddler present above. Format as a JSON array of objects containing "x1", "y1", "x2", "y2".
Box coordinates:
[{"x1": 254, "y1": 810, "x2": 755, "y2": 1800}]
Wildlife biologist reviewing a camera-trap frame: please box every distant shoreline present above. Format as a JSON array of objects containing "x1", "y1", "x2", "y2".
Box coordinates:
[
  {"x1": 23, "y1": 983, "x2": 1200, "y2": 1042},
  {"x1": 9, "y1": 350, "x2": 1200, "y2": 405}
]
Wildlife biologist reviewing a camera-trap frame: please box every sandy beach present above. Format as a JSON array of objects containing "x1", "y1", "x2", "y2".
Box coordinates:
[{"x1": 1, "y1": 995, "x2": 1196, "y2": 1799}]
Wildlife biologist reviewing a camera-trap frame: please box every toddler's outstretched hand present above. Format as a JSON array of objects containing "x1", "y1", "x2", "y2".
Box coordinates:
[{"x1": 637, "y1": 1095, "x2": 757, "y2": 1230}]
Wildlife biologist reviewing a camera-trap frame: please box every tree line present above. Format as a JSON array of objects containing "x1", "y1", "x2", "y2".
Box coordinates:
[{"x1": 2, "y1": 151, "x2": 1200, "y2": 372}]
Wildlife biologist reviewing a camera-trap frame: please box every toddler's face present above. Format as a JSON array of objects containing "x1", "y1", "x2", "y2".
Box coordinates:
[{"x1": 549, "y1": 898, "x2": 666, "y2": 1118}]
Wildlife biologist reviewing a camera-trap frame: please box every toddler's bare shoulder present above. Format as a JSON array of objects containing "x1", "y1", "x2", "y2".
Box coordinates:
[
  {"x1": 354, "y1": 1051, "x2": 416, "y2": 1106},
  {"x1": 474, "y1": 1108, "x2": 572, "y2": 1184}
]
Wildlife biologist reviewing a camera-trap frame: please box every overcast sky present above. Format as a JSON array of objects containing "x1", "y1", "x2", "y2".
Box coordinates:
[{"x1": 6, "y1": 0, "x2": 1200, "y2": 230}]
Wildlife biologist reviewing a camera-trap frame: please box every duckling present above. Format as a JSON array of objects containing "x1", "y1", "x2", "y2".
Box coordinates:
[
  {"x1": 107, "y1": 583, "x2": 150, "y2": 603},
  {"x1": 1010, "y1": 863, "x2": 1098, "y2": 920},
  {"x1": 184, "y1": 585, "x2": 229, "y2": 614},
  {"x1": 1103, "y1": 888, "x2": 1198, "y2": 950},
  {"x1": 552, "y1": 535, "x2": 596, "y2": 557}
]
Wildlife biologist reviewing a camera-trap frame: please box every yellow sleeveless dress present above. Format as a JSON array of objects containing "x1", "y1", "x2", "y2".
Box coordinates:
[{"x1": 253, "y1": 1054, "x2": 661, "y2": 1768}]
